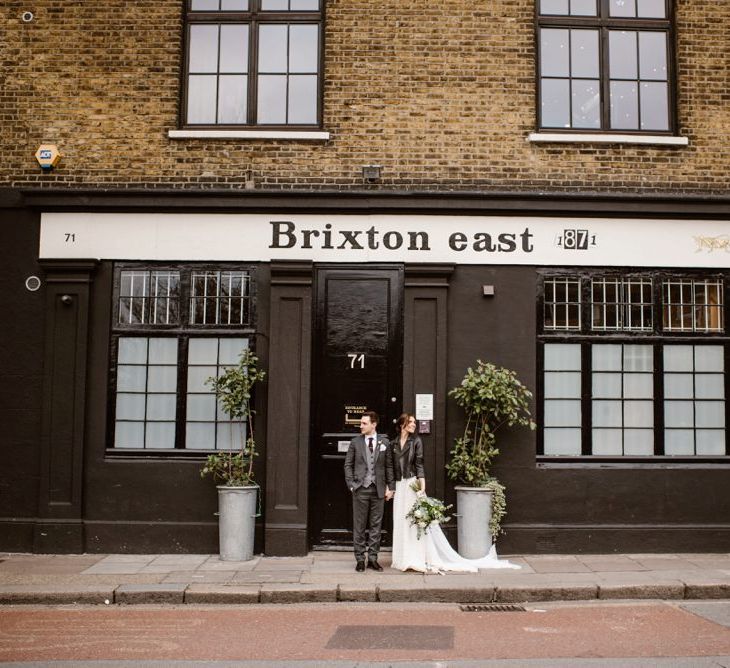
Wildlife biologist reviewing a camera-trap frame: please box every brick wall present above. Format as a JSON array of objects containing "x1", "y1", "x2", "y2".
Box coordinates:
[{"x1": 1, "y1": 0, "x2": 728, "y2": 194}]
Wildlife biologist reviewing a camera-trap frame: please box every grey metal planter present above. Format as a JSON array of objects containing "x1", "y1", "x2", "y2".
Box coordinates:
[
  {"x1": 217, "y1": 485, "x2": 258, "y2": 561},
  {"x1": 454, "y1": 486, "x2": 493, "y2": 559}
]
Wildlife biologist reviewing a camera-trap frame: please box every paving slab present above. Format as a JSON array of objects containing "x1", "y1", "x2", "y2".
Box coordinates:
[
  {"x1": 231, "y1": 570, "x2": 304, "y2": 584},
  {"x1": 184, "y1": 583, "x2": 260, "y2": 604},
  {"x1": 522, "y1": 556, "x2": 592, "y2": 573},
  {"x1": 114, "y1": 583, "x2": 187, "y2": 604},
  {"x1": 162, "y1": 570, "x2": 235, "y2": 584},
  {"x1": 0, "y1": 584, "x2": 114, "y2": 605},
  {"x1": 197, "y1": 556, "x2": 260, "y2": 571},
  {"x1": 259, "y1": 583, "x2": 337, "y2": 603}
]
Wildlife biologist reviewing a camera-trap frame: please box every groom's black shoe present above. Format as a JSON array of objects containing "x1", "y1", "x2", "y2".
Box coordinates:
[
  {"x1": 355, "y1": 560, "x2": 365, "y2": 572},
  {"x1": 367, "y1": 559, "x2": 383, "y2": 572}
]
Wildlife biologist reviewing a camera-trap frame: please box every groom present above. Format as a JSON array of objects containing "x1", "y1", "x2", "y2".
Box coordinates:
[{"x1": 344, "y1": 411, "x2": 394, "y2": 572}]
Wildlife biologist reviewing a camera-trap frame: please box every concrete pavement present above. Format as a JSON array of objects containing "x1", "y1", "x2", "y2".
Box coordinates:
[{"x1": 0, "y1": 551, "x2": 728, "y2": 605}]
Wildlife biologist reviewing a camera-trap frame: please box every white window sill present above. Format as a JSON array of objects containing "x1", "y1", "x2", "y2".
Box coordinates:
[
  {"x1": 168, "y1": 129, "x2": 330, "y2": 140},
  {"x1": 528, "y1": 132, "x2": 689, "y2": 146}
]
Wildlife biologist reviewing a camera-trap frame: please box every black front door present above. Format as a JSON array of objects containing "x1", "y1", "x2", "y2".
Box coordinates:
[{"x1": 310, "y1": 265, "x2": 403, "y2": 548}]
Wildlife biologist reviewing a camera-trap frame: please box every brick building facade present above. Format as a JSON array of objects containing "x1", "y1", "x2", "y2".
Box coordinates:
[{"x1": 1, "y1": 1, "x2": 728, "y2": 555}]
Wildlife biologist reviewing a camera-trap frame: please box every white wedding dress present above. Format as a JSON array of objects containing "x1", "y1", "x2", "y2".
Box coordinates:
[{"x1": 391, "y1": 477, "x2": 520, "y2": 573}]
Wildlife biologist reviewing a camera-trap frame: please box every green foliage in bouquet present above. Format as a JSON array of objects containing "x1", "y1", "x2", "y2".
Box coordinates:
[{"x1": 406, "y1": 481, "x2": 453, "y2": 540}]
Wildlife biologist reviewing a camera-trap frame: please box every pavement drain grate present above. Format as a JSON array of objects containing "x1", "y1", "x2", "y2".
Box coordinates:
[{"x1": 460, "y1": 604, "x2": 527, "y2": 612}]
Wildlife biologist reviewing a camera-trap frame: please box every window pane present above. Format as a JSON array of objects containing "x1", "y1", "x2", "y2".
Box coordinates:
[
  {"x1": 119, "y1": 337, "x2": 148, "y2": 364},
  {"x1": 187, "y1": 394, "x2": 217, "y2": 421},
  {"x1": 288, "y1": 75, "x2": 317, "y2": 123},
  {"x1": 637, "y1": 0, "x2": 666, "y2": 18},
  {"x1": 695, "y1": 375, "x2": 725, "y2": 400},
  {"x1": 544, "y1": 400, "x2": 582, "y2": 426},
  {"x1": 219, "y1": 338, "x2": 249, "y2": 364},
  {"x1": 149, "y1": 338, "x2": 178, "y2": 364},
  {"x1": 639, "y1": 32, "x2": 667, "y2": 80},
  {"x1": 540, "y1": 0, "x2": 569, "y2": 13},
  {"x1": 289, "y1": 24, "x2": 318, "y2": 73},
  {"x1": 189, "y1": 25, "x2": 219, "y2": 73},
  {"x1": 219, "y1": 24, "x2": 249, "y2": 73},
  {"x1": 695, "y1": 346, "x2": 724, "y2": 373},
  {"x1": 257, "y1": 74, "x2": 287, "y2": 123},
  {"x1": 571, "y1": 30, "x2": 599, "y2": 78},
  {"x1": 117, "y1": 365, "x2": 147, "y2": 392},
  {"x1": 624, "y1": 429, "x2": 654, "y2": 455},
  {"x1": 593, "y1": 400, "x2": 622, "y2": 427},
  {"x1": 187, "y1": 365, "x2": 218, "y2": 392},
  {"x1": 592, "y1": 429, "x2": 623, "y2": 455},
  {"x1": 544, "y1": 428, "x2": 582, "y2": 455},
  {"x1": 593, "y1": 345, "x2": 622, "y2": 371},
  {"x1": 541, "y1": 29, "x2": 570, "y2": 77},
  {"x1": 218, "y1": 75, "x2": 248, "y2": 123},
  {"x1": 186, "y1": 423, "x2": 216, "y2": 449},
  {"x1": 570, "y1": 0, "x2": 596, "y2": 15},
  {"x1": 593, "y1": 373, "x2": 622, "y2": 398},
  {"x1": 624, "y1": 345, "x2": 653, "y2": 372},
  {"x1": 696, "y1": 430, "x2": 725, "y2": 456},
  {"x1": 624, "y1": 400, "x2": 653, "y2": 427},
  {"x1": 541, "y1": 79, "x2": 570, "y2": 127},
  {"x1": 147, "y1": 394, "x2": 177, "y2": 421},
  {"x1": 291, "y1": 0, "x2": 320, "y2": 8},
  {"x1": 114, "y1": 422, "x2": 145, "y2": 448},
  {"x1": 544, "y1": 343, "x2": 582, "y2": 371},
  {"x1": 610, "y1": 0, "x2": 636, "y2": 17},
  {"x1": 221, "y1": 0, "x2": 248, "y2": 9},
  {"x1": 664, "y1": 401, "x2": 694, "y2": 428},
  {"x1": 545, "y1": 372, "x2": 582, "y2": 398},
  {"x1": 261, "y1": 0, "x2": 288, "y2": 8},
  {"x1": 609, "y1": 31, "x2": 638, "y2": 79},
  {"x1": 610, "y1": 81, "x2": 639, "y2": 129},
  {"x1": 623, "y1": 373, "x2": 653, "y2": 398},
  {"x1": 664, "y1": 430, "x2": 694, "y2": 455},
  {"x1": 217, "y1": 422, "x2": 238, "y2": 449},
  {"x1": 258, "y1": 24, "x2": 288, "y2": 72},
  {"x1": 695, "y1": 402, "x2": 725, "y2": 429},
  {"x1": 664, "y1": 374, "x2": 694, "y2": 399},
  {"x1": 192, "y1": 0, "x2": 219, "y2": 10},
  {"x1": 572, "y1": 79, "x2": 601, "y2": 128},
  {"x1": 187, "y1": 75, "x2": 217, "y2": 124},
  {"x1": 147, "y1": 365, "x2": 178, "y2": 392},
  {"x1": 116, "y1": 394, "x2": 146, "y2": 421},
  {"x1": 664, "y1": 346, "x2": 694, "y2": 372},
  {"x1": 145, "y1": 423, "x2": 176, "y2": 449},
  {"x1": 640, "y1": 82, "x2": 668, "y2": 130},
  {"x1": 189, "y1": 339, "x2": 219, "y2": 364}
]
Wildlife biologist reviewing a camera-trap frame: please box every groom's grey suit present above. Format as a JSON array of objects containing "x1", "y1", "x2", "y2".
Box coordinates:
[{"x1": 344, "y1": 433, "x2": 394, "y2": 563}]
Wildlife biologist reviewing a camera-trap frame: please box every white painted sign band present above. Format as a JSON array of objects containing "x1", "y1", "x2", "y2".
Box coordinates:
[{"x1": 39, "y1": 213, "x2": 730, "y2": 268}]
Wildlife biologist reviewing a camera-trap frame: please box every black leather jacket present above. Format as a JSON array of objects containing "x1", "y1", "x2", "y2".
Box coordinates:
[{"x1": 390, "y1": 435, "x2": 425, "y2": 481}]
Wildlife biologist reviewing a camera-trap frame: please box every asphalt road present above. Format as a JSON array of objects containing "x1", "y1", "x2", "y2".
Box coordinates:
[{"x1": 0, "y1": 601, "x2": 729, "y2": 666}]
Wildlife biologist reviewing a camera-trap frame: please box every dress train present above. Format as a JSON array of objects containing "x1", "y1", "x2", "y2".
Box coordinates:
[{"x1": 391, "y1": 477, "x2": 520, "y2": 573}]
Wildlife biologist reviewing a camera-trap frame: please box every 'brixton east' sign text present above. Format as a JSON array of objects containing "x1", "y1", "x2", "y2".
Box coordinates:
[{"x1": 269, "y1": 220, "x2": 535, "y2": 253}]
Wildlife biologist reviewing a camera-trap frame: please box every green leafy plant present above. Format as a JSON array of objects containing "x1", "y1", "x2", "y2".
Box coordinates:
[
  {"x1": 447, "y1": 360, "x2": 535, "y2": 538},
  {"x1": 199, "y1": 348, "x2": 266, "y2": 487}
]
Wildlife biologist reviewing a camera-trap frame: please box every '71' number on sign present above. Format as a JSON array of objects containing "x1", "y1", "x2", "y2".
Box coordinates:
[
  {"x1": 556, "y1": 229, "x2": 596, "y2": 250},
  {"x1": 347, "y1": 353, "x2": 365, "y2": 369}
]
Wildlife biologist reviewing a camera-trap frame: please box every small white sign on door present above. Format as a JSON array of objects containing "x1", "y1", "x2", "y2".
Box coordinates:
[
  {"x1": 415, "y1": 394, "x2": 434, "y2": 421},
  {"x1": 338, "y1": 440, "x2": 350, "y2": 453}
]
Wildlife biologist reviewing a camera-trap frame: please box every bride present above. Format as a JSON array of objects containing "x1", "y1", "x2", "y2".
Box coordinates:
[{"x1": 390, "y1": 413, "x2": 519, "y2": 573}]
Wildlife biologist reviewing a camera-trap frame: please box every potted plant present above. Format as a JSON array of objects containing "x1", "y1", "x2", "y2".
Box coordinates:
[
  {"x1": 447, "y1": 360, "x2": 535, "y2": 558},
  {"x1": 200, "y1": 348, "x2": 265, "y2": 561}
]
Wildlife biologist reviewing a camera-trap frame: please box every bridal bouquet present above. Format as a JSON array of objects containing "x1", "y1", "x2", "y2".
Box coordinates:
[{"x1": 406, "y1": 482, "x2": 453, "y2": 539}]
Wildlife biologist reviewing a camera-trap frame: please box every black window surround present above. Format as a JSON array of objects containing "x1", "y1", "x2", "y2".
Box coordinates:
[
  {"x1": 180, "y1": 0, "x2": 325, "y2": 130},
  {"x1": 108, "y1": 263, "x2": 258, "y2": 455},
  {"x1": 535, "y1": 0, "x2": 678, "y2": 137},
  {"x1": 537, "y1": 269, "x2": 729, "y2": 463}
]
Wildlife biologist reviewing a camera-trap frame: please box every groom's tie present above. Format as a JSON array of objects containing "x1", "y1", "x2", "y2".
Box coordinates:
[{"x1": 368, "y1": 437, "x2": 374, "y2": 454}]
